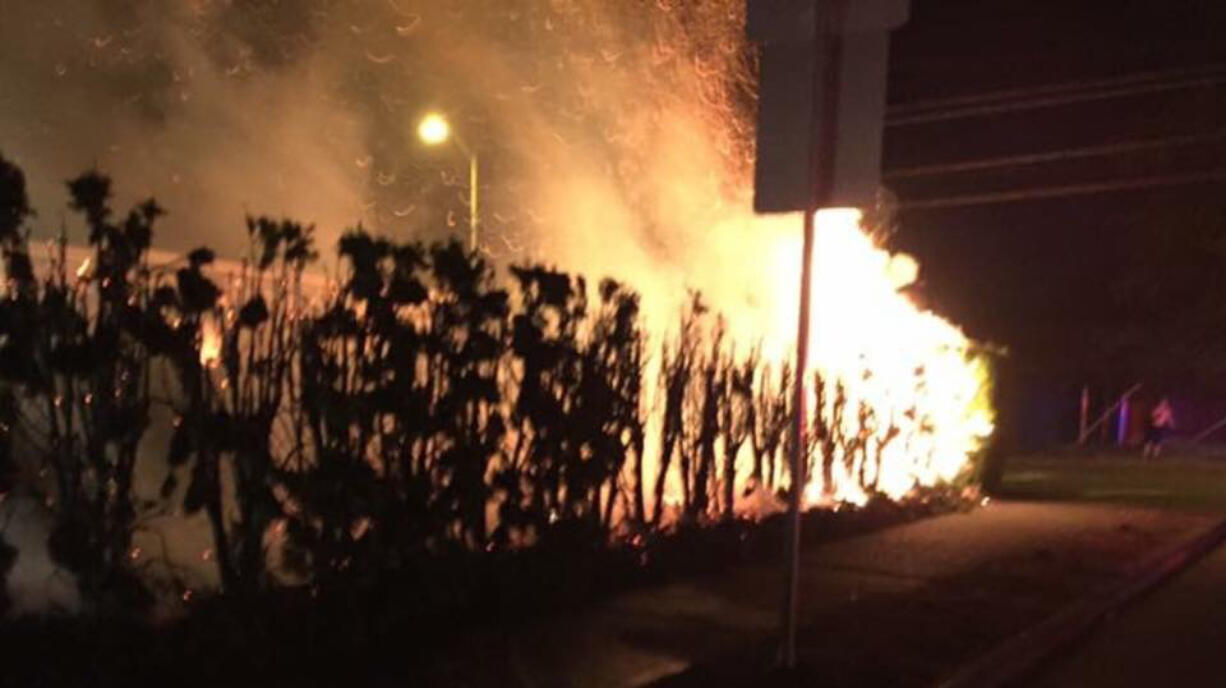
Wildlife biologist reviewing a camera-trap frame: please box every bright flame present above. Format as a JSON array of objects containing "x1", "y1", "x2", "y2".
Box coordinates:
[
  {"x1": 761, "y1": 209, "x2": 994, "y2": 506},
  {"x1": 199, "y1": 319, "x2": 222, "y2": 368},
  {"x1": 623, "y1": 207, "x2": 994, "y2": 520},
  {"x1": 417, "y1": 113, "x2": 451, "y2": 147}
]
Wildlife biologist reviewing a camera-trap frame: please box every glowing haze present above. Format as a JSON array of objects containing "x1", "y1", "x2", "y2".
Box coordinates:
[{"x1": 0, "y1": 0, "x2": 992, "y2": 511}]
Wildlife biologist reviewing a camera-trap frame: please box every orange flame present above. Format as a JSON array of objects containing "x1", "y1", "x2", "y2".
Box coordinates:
[
  {"x1": 638, "y1": 209, "x2": 995, "y2": 518},
  {"x1": 765, "y1": 209, "x2": 994, "y2": 506},
  {"x1": 200, "y1": 319, "x2": 222, "y2": 368}
]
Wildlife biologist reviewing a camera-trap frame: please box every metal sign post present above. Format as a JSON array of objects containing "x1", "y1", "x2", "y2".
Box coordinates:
[
  {"x1": 782, "y1": 0, "x2": 848, "y2": 668},
  {"x1": 747, "y1": 0, "x2": 910, "y2": 670}
]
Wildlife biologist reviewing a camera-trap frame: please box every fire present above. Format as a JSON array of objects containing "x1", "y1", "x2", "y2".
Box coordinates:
[
  {"x1": 615, "y1": 206, "x2": 994, "y2": 520},
  {"x1": 760, "y1": 209, "x2": 994, "y2": 506},
  {"x1": 199, "y1": 318, "x2": 222, "y2": 368}
]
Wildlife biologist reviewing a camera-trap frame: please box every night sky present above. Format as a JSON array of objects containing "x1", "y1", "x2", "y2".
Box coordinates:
[{"x1": 885, "y1": 0, "x2": 1226, "y2": 399}]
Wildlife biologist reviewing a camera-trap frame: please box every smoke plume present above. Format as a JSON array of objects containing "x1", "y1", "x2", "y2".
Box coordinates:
[{"x1": 0, "y1": 0, "x2": 785, "y2": 341}]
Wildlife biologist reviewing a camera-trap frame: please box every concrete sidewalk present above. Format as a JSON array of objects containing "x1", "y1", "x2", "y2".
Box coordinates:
[
  {"x1": 427, "y1": 502, "x2": 1218, "y2": 687},
  {"x1": 1026, "y1": 530, "x2": 1226, "y2": 687}
]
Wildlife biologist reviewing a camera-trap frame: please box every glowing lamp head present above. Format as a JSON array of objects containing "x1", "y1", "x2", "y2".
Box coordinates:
[{"x1": 418, "y1": 113, "x2": 451, "y2": 146}]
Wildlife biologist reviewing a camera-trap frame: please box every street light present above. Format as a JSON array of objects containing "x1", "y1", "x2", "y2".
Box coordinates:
[
  {"x1": 417, "y1": 112, "x2": 479, "y2": 252},
  {"x1": 417, "y1": 113, "x2": 451, "y2": 146}
]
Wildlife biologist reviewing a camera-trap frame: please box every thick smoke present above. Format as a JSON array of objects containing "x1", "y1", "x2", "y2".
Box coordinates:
[
  {"x1": 1, "y1": 0, "x2": 805, "y2": 609},
  {"x1": 0, "y1": 0, "x2": 787, "y2": 342}
]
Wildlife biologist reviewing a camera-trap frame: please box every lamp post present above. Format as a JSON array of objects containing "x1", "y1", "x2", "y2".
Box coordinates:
[{"x1": 418, "y1": 112, "x2": 479, "y2": 252}]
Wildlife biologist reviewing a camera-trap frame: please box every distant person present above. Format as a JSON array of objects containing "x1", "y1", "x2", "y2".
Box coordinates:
[{"x1": 1143, "y1": 397, "x2": 1176, "y2": 459}]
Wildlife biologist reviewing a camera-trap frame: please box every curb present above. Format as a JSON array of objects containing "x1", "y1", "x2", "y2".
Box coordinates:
[{"x1": 935, "y1": 515, "x2": 1226, "y2": 688}]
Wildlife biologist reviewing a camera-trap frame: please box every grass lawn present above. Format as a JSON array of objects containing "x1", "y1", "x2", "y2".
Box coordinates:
[{"x1": 997, "y1": 445, "x2": 1226, "y2": 512}]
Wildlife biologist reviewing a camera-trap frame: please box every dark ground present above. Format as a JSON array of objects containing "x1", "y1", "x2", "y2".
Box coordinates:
[
  {"x1": 649, "y1": 448, "x2": 1226, "y2": 688},
  {"x1": 1027, "y1": 530, "x2": 1226, "y2": 687},
  {"x1": 4, "y1": 450, "x2": 1223, "y2": 687},
  {"x1": 1006, "y1": 447, "x2": 1226, "y2": 687},
  {"x1": 0, "y1": 495, "x2": 960, "y2": 688}
]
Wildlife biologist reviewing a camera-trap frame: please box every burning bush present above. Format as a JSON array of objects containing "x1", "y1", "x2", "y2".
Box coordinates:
[{"x1": 0, "y1": 159, "x2": 993, "y2": 614}]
